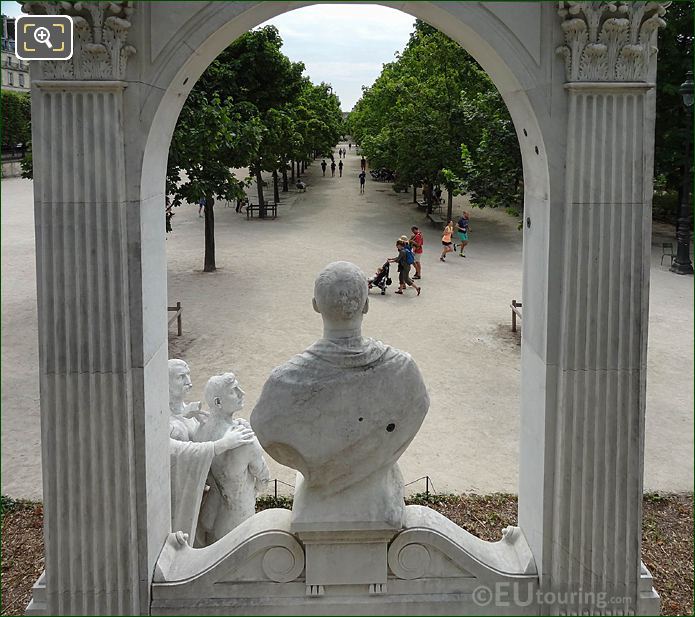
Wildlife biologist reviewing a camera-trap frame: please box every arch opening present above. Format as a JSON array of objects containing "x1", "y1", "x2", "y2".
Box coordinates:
[{"x1": 139, "y1": 0, "x2": 553, "y2": 523}]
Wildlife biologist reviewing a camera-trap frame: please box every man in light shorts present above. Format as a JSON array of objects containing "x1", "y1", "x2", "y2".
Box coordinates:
[{"x1": 410, "y1": 226, "x2": 424, "y2": 279}]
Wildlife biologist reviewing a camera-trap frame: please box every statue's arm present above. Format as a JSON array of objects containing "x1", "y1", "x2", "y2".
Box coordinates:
[{"x1": 249, "y1": 446, "x2": 271, "y2": 490}]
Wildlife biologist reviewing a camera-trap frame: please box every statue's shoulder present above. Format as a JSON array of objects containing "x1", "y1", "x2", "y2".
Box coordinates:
[
  {"x1": 374, "y1": 342, "x2": 420, "y2": 372},
  {"x1": 260, "y1": 351, "x2": 322, "y2": 389},
  {"x1": 260, "y1": 341, "x2": 420, "y2": 390},
  {"x1": 169, "y1": 414, "x2": 198, "y2": 441}
]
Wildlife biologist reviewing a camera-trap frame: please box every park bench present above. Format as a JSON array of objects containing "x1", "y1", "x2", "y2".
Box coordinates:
[
  {"x1": 426, "y1": 212, "x2": 445, "y2": 227},
  {"x1": 167, "y1": 301, "x2": 183, "y2": 336},
  {"x1": 510, "y1": 299, "x2": 522, "y2": 333},
  {"x1": 427, "y1": 200, "x2": 445, "y2": 225},
  {"x1": 416, "y1": 200, "x2": 428, "y2": 211},
  {"x1": 246, "y1": 202, "x2": 278, "y2": 220}
]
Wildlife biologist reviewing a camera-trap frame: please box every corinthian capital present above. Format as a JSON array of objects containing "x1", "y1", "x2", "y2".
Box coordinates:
[
  {"x1": 20, "y1": 1, "x2": 136, "y2": 80},
  {"x1": 556, "y1": 1, "x2": 670, "y2": 82}
]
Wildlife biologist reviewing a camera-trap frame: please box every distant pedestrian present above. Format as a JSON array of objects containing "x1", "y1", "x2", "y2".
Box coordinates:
[
  {"x1": 389, "y1": 240, "x2": 420, "y2": 296},
  {"x1": 348, "y1": 143, "x2": 352, "y2": 150},
  {"x1": 440, "y1": 220, "x2": 454, "y2": 261},
  {"x1": 321, "y1": 159, "x2": 327, "y2": 176},
  {"x1": 165, "y1": 197, "x2": 174, "y2": 233},
  {"x1": 410, "y1": 225, "x2": 424, "y2": 279},
  {"x1": 359, "y1": 170, "x2": 366, "y2": 193},
  {"x1": 456, "y1": 212, "x2": 470, "y2": 257},
  {"x1": 198, "y1": 197, "x2": 205, "y2": 217},
  {"x1": 331, "y1": 161, "x2": 336, "y2": 177},
  {"x1": 338, "y1": 160, "x2": 344, "y2": 177},
  {"x1": 434, "y1": 186, "x2": 442, "y2": 204},
  {"x1": 166, "y1": 208, "x2": 173, "y2": 233},
  {"x1": 360, "y1": 156, "x2": 366, "y2": 171}
]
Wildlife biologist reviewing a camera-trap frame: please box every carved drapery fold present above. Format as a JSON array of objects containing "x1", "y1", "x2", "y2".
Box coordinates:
[
  {"x1": 556, "y1": 1, "x2": 670, "y2": 82},
  {"x1": 20, "y1": 1, "x2": 135, "y2": 80}
]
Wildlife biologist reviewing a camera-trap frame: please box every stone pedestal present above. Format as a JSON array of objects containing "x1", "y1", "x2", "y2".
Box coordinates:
[
  {"x1": 152, "y1": 506, "x2": 538, "y2": 615},
  {"x1": 299, "y1": 529, "x2": 395, "y2": 593}
]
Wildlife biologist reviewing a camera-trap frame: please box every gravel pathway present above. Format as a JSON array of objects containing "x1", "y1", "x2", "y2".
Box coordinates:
[{"x1": 1, "y1": 145, "x2": 692, "y2": 497}]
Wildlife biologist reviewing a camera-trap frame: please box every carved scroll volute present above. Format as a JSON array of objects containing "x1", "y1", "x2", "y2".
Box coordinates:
[
  {"x1": 19, "y1": 1, "x2": 136, "y2": 80},
  {"x1": 556, "y1": 1, "x2": 670, "y2": 82}
]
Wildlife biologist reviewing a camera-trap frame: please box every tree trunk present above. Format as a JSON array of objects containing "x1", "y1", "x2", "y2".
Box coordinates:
[
  {"x1": 282, "y1": 166, "x2": 288, "y2": 192},
  {"x1": 413, "y1": 185, "x2": 417, "y2": 203},
  {"x1": 447, "y1": 188, "x2": 453, "y2": 222},
  {"x1": 290, "y1": 160, "x2": 295, "y2": 182},
  {"x1": 273, "y1": 169, "x2": 280, "y2": 203},
  {"x1": 255, "y1": 166, "x2": 265, "y2": 207},
  {"x1": 203, "y1": 196, "x2": 216, "y2": 272}
]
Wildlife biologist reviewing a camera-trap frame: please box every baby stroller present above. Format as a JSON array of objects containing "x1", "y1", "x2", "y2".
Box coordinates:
[{"x1": 368, "y1": 261, "x2": 392, "y2": 295}]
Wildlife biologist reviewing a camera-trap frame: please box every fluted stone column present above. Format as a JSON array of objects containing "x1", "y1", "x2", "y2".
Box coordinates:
[
  {"x1": 519, "y1": 3, "x2": 667, "y2": 614},
  {"x1": 25, "y1": 3, "x2": 170, "y2": 615}
]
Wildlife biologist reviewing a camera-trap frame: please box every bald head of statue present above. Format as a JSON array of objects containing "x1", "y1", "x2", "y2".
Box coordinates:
[{"x1": 312, "y1": 262, "x2": 369, "y2": 332}]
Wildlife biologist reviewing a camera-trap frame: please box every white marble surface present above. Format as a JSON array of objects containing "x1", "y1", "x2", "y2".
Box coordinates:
[
  {"x1": 151, "y1": 505, "x2": 538, "y2": 615},
  {"x1": 168, "y1": 360, "x2": 257, "y2": 543},
  {"x1": 22, "y1": 0, "x2": 668, "y2": 613},
  {"x1": 194, "y1": 372, "x2": 269, "y2": 545}
]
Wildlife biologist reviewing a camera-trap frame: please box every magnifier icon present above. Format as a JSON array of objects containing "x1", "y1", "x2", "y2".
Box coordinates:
[{"x1": 33, "y1": 26, "x2": 53, "y2": 49}]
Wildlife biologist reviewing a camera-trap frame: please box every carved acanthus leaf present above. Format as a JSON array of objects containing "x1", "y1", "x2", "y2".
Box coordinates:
[
  {"x1": 19, "y1": 1, "x2": 135, "y2": 80},
  {"x1": 556, "y1": 1, "x2": 670, "y2": 82}
]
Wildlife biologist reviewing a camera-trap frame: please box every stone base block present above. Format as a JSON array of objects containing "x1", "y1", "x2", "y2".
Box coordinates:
[
  {"x1": 638, "y1": 562, "x2": 660, "y2": 616},
  {"x1": 299, "y1": 529, "x2": 395, "y2": 587},
  {"x1": 24, "y1": 571, "x2": 47, "y2": 616}
]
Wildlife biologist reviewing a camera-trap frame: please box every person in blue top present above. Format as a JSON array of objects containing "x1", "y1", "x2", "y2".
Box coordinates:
[
  {"x1": 388, "y1": 240, "x2": 421, "y2": 296},
  {"x1": 456, "y1": 212, "x2": 470, "y2": 257}
]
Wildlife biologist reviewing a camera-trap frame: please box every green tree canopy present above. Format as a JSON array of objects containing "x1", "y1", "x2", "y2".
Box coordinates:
[
  {"x1": 655, "y1": 1, "x2": 694, "y2": 193},
  {"x1": 166, "y1": 25, "x2": 342, "y2": 271},
  {"x1": 349, "y1": 20, "x2": 522, "y2": 217},
  {"x1": 1, "y1": 90, "x2": 31, "y2": 150},
  {"x1": 167, "y1": 91, "x2": 264, "y2": 271}
]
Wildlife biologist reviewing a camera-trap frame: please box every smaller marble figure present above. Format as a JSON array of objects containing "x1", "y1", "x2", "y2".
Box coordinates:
[
  {"x1": 168, "y1": 358, "x2": 204, "y2": 439},
  {"x1": 194, "y1": 372, "x2": 270, "y2": 545},
  {"x1": 168, "y1": 359, "x2": 255, "y2": 543}
]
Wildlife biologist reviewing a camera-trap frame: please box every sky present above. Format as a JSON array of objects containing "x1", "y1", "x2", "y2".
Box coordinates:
[
  {"x1": 261, "y1": 5, "x2": 414, "y2": 110},
  {"x1": 1, "y1": 2, "x2": 415, "y2": 111}
]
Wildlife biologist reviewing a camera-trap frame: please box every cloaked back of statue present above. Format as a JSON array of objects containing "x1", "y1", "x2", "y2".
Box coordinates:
[{"x1": 250, "y1": 342, "x2": 429, "y2": 493}]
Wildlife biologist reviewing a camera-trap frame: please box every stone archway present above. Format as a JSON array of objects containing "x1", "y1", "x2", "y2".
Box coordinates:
[{"x1": 23, "y1": 1, "x2": 668, "y2": 615}]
